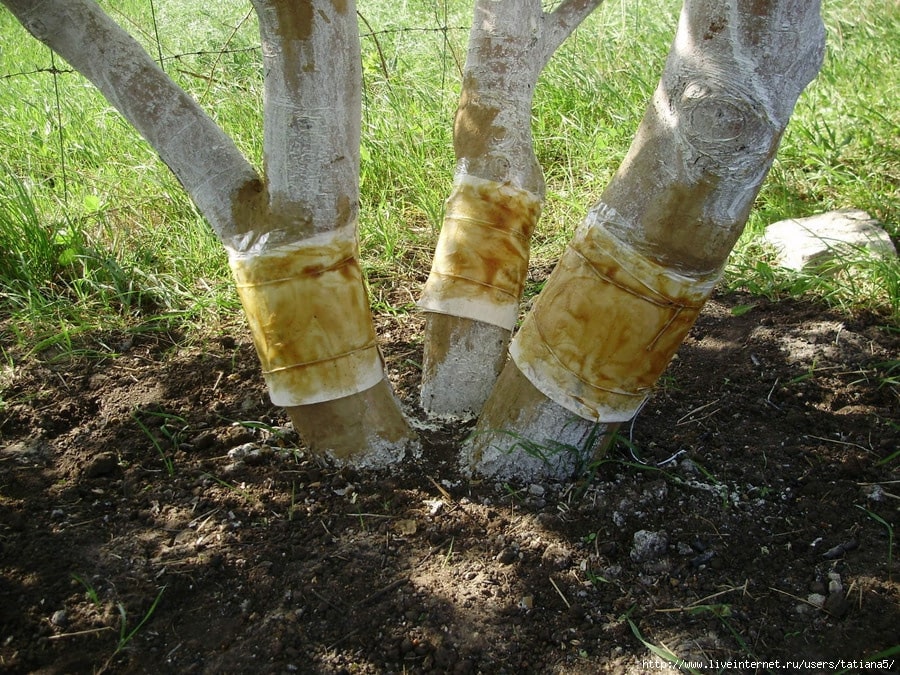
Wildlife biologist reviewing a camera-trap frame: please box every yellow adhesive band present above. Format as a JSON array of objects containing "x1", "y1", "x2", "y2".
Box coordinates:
[
  {"x1": 419, "y1": 175, "x2": 542, "y2": 331},
  {"x1": 509, "y1": 210, "x2": 720, "y2": 422},
  {"x1": 228, "y1": 228, "x2": 384, "y2": 407}
]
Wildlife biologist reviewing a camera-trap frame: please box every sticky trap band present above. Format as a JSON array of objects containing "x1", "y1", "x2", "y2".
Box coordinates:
[
  {"x1": 419, "y1": 175, "x2": 541, "y2": 331},
  {"x1": 510, "y1": 207, "x2": 720, "y2": 422},
  {"x1": 228, "y1": 228, "x2": 384, "y2": 407}
]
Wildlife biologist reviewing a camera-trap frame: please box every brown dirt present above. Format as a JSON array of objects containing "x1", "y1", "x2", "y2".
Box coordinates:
[{"x1": 1, "y1": 291, "x2": 898, "y2": 675}]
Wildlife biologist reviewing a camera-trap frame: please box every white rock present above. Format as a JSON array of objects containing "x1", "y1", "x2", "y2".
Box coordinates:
[{"x1": 763, "y1": 209, "x2": 896, "y2": 271}]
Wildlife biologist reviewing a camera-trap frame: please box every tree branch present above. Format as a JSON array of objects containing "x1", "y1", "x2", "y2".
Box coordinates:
[
  {"x1": 543, "y1": 0, "x2": 605, "y2": 62},
  {"x1": 1, "y1": 0, "x2": 260, "y2": 242}
]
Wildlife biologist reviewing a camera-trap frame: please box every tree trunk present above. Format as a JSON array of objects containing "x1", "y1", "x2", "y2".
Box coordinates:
[
  {"x1": 237, "y1": 0, "x2": 417, "y2": 464},
  {"x1": 3, "y1": 0, "x2": 417, "y2": 466},
  {"x1": 466, "y1": 0, "x2": 826, "y2": 481},
  {"x1": 418, "y1": 0, "x2": 603, "y2": 418}
]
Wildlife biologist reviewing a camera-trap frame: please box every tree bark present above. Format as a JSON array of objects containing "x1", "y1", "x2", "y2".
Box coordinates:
[
  {"x1": 4, "y1": 0, "x2": 417, "y2": 466},
  {"x1": 466, "y1": 0, "x2": 826, "y2": 481},
  {"x1": 418, "y1": 0, "x2": 603, "y2": 418}
]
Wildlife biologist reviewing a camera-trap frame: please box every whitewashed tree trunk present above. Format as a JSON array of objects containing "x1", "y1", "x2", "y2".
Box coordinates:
[
  {"x1": 245, "y1": 0, "x2": 416, "y2": 465},
  {"x1": 465, "y1": 0, "x2": 826, "y2": 481},
  {"x1": 418, "y1": 0, "x2": 603, "y2": 418},
  {"x1": 3, "y1": 0, "x2": 417, "y2": 466}
]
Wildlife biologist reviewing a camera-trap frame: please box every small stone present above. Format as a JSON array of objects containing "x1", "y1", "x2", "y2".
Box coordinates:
[
  {"x1": 50, "y1": 610, "x2": 67, "y2": 628},
  {"x1": 828, "y1": 578, "x2": 843, "y2": 594},
  {"x1": 630, "y1": 530, "x2": 669, "y2": 563},
  {"x1": 602, "y1": 564, "x2": 622, "y2": 579},
  {"x1": 866, "y1": 485, "x2": 886, "y2": 502},
  {"x1": 806, "y1": 593, "x2": 826, "y2": 609},
  {"x1": 541, "y1": 543, "x2": 573, "y2": 570},
  {"x1": 763, "y1": 209, "x2": 896, "y2": 271},
  {"x1": 679, "y1": 459, "x2": 700, "y2": 476},
  {"x1": 2, "y1": 438, "x2": 47, "y2": 461},
  {"x1": 227, "y1": 443, "x2": 267, "y2": 464},
  {"x1": 192, "y1": 431, "x2": 216, "y2": 451}
]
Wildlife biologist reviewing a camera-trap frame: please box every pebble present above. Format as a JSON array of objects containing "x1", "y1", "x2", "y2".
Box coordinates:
[
  {"x1": 630, "y1": 530, "x2": 669, "y2": 563},
  {"x1": 866, "y1": 485, "x2": 886, "y2": 502},
  {"x1": 679, "y1": 459, "x2": 700, "y2": 476},
  {"x1": 50, "y1": 610, "x2": 67, "y2": 628},
  {"x1": 822, "y1": 539, "x2": 858, "y2": 559},
  {"x1": 227, "y1": 443, "x2": 270, "y2": 465}
]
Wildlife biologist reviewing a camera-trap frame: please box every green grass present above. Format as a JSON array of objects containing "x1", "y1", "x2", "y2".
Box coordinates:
[
  {"x1": 113, "y1": 585, "x2": 167, "y2": 656},
  {"x1": 1, "y1": 0, "x2": 897, "y2": 357},
  {"x1": 857, "y1": 504, "x2": 895, "y2": 580}
]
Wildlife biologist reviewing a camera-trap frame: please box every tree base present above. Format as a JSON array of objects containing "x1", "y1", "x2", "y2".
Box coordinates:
[
  {"x1": 286, "y1": 379, "x2": 418, "y2": 468},
  {"x1": 463, "y1": 360, "x2": 618, "y2": 482},
  {"x1": 420, "y1": 313, "x2": 510, "y2": 418}
]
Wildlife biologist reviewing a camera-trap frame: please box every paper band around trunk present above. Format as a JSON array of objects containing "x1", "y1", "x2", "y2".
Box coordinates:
[
  {"x1": 227, "y1": 227, "x2": 384, "y2": 407},
  {"x1": 419, "y1": 175, "x2": 541, "y2": 331},
  {"x1": 509, "y1": 207, "x2": 720, "y2": 422}
]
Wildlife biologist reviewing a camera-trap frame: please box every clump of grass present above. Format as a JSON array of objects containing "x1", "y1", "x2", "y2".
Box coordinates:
[
  {"x1": 132, "y1": 408, "x2": 188, "y2": 476},
  {"x1": 0, "y1": 166, "x2": 69, "y2": 289},
  {"x1": 71, "y1": 573, "x2": 102, "y2": 607},
  {"x1": 725, "y1": 237, "x2": 900, "y2": 322},
  {"x1": 113, "y1": 586, "x2": 166, "y2": 656}
]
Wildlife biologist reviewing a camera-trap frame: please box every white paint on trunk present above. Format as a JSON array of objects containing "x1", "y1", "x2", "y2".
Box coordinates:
[
  {"x1": 602, "y1": 0, "x2": 826, "y2": 273},
  {"x1": 251, "y1": 0, "x2": 361, "y2": 244},
  {"x1": 419, "y1": 316, "x2": 509, "y2": 418},
  {"x1": 419, "y1": 0, "x2": 604, "y2": 417},
  {"x1": 460, "y1": 361, "x2": 614, "y2": 481}
]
